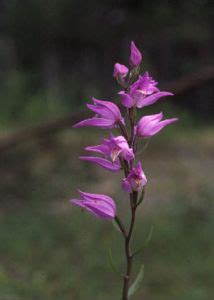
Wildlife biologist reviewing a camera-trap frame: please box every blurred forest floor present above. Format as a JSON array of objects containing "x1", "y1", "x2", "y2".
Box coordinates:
[{"x1": 0, "y1": 125, "x2": 213, "y2": 300}]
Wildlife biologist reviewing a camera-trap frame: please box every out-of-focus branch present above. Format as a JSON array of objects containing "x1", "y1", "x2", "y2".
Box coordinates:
[
  {"x1": 0, "y1": 65, "x2": 213, "y2": 153},
  {"x1": 161, "y1": 65, "x2": 214, "y2": 94},
  {"x1": 0, "y1": 111, "x2": 90, "y2": 153}
]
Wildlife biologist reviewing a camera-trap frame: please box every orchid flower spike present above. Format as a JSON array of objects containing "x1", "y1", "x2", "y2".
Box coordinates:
[
  {"x1": 70, "y1": 190, "x2": 116, "y2": 220},
  {"x1": 136, "y1": 112, "x2": 178, "y2": 138},
  {"x1": 119, "y1": 72, "x2": 173, "y2": 109},
  {"x1": 113, "y1": 63, "x2": 129, "y2": 78},
  {"x1": 70, "y1": 39, "x2": 179, "y2": 300},
  {"x1": 73, "y1": 98, "x2": 123, "y2": 129},
  {"x1": 122, "y1": 162, "x2": 147, "y2": 193},
  {"x1": 129, "y1": 41, "x2": 142, "y2": 67}
]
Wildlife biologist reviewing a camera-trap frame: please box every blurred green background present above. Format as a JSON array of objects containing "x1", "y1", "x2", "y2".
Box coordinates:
[{"x1": 0, "y1": 1, "x2": 213, "y2": 299}]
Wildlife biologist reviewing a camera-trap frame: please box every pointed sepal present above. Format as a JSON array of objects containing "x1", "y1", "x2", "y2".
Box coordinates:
[
  {"x1": 128, "y1": 264, "x2": 144, "y2": 298},
  {"x1": 108, "y1": 248, "x2": 122, "y2": 277}
]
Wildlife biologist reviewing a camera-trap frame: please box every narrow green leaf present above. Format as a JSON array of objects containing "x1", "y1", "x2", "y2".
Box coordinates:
[
  {"x1": 108, "y1": 248, "x2": 121, "y2": 276},
  {"x1": 112, "y1": 219, "x2": 121, "y2": 233},
  {"x1": 133, "y1": 225, "x2": 154, "y2": 256},
  {"x1": 145, "y1": 225, "x2": 154, "y2": 246},
  {"x1": 128, "y1": 264, "x2": 144, "y2": 298},
  {"x1": 136, "y1": 188, "x2": 145, "y2": 207}
]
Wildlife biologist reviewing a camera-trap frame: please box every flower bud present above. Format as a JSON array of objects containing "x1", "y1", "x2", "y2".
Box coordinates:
[
  {"x1": 129, "y1": 41, "x2": 142, "y2": 67},
  {"x1": 113, "y1": 63, "x2": 129, "y2": 78}
]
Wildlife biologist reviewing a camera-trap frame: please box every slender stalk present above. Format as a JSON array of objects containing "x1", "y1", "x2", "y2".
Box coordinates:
[
  {"x1": 118, "y1": 71, "x2": 140, "y2": 300},
  {"x1": 128, "y1": 107, "x2": 136, "y2": 147},
  {"x1": 114, "y1": 201, "x2": 138, "y2": 300},
  {"x1": 119, "y1": 122, "x2": 129, "y2": 141},
  {"x1": 122, "y1": 192, "x2": 138, "y2": 300}
]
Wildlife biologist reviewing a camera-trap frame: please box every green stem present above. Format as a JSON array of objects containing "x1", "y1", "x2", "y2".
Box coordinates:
[{"x1": 122, "y1": 192, "x2": 138, "y2": 300}]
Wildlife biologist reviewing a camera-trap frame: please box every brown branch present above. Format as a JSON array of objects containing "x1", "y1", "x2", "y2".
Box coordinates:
[
  {"x1": 162, "y1": 65, "x2": 214, "y2": 94},
  {"x1": 0, "y1": 65, "x2": 213, "y2": 153},
  {"x1": 0, "y1": 111, "x2": 90, "y2": 153}
]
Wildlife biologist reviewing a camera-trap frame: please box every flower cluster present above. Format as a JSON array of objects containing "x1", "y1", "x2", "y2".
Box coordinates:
[{"x1": 70, "y1": 41, "x2": 177, "y2": 220}]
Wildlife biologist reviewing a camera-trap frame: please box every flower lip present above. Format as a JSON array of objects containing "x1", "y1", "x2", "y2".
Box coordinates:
[
  {"x1": 130, "y1": 72, "x2": 158, "y2": 94},
  {"x1": 110, "y1": 148, "x2": 121, "y2": 162}
]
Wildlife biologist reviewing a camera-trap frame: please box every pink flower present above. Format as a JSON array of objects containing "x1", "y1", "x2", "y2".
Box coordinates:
[
  {"x1": 136, "y1": 112, "x2": 178, "y2": 138},
  {"x1": 73, "y1": 98, "x2": 123, "y2": 129},
  {"x1": 70, "y1": 190, "x2": 116, "y2": 220},
  {"x1": 85, "y1": 134, "x2": 134, "y2": 162},
  {"x1": 119, "y1": 72, "x2": 173, "y2": 108},
  {"x1": 79, "y1": 133, "x2": 135, "y2": 172},
  {"x1": 113, "y1": 63, "x2": 129, "y2": 78},
  {"x1": 129, "y1": 41, "x2": 142, "y2": 67},
  {"x1": 122, "y1": 162, "x2": 147, "y2": 193}
]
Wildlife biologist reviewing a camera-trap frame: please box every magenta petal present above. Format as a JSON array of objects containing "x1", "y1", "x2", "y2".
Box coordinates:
[
  {"x1": 78, "y1": 190, "x2": 114, "y2": 203},
  {"x1": 148, "y1": 118, "x2": 178, "y2": 136},
  {"x1": 73, "y1": 118, "x2": 115, "y2": 129},
  {"x1": 87, "y1": 104, "x2": 115, "y2": 120},
  {"x1": 85, "y1": 144, "x2": 109, "y2": 155},
  {"x1": 137, "y1": 112, "x2": 163, "y2": 131},
  {"x1": 121, "y1": 148, "x2": 134, "y2": 162},
  {"x1": 122, "y1": 179, "x2": 132, "y2": 193},
  {"x1": 92, "y1": 98, "x2": 122, "y2": 120},
  {"x1": 85, "y1": 202, "x2": 115, "y2": 219},
  {"x1": 70, "y1": 199, "x2": 85, "y2": 208},
  {"x1": 137, "y1": 91, "x2": 173, "y2": 108},
  {"x1": 70, "y1": 199, "x2": 115, "y2": 220},
  {"x1": 137, "y1": 113, "x2": 178, "y2": 137},
  {"x1": 135, "y1": 161, "x2": 142, "y2": 173},
  {"x1": 70, "y1": 190, "x2": 116, "y2": 220},
  {"x1": 79, "y1": 156, "x2": 121, "y2": 171},
  {"x1": 118, "y1": 91, "x2": 134, "y2": 108},
  {"x1": 73, "y1": 98, "x2": 122, "y2": 129}
]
